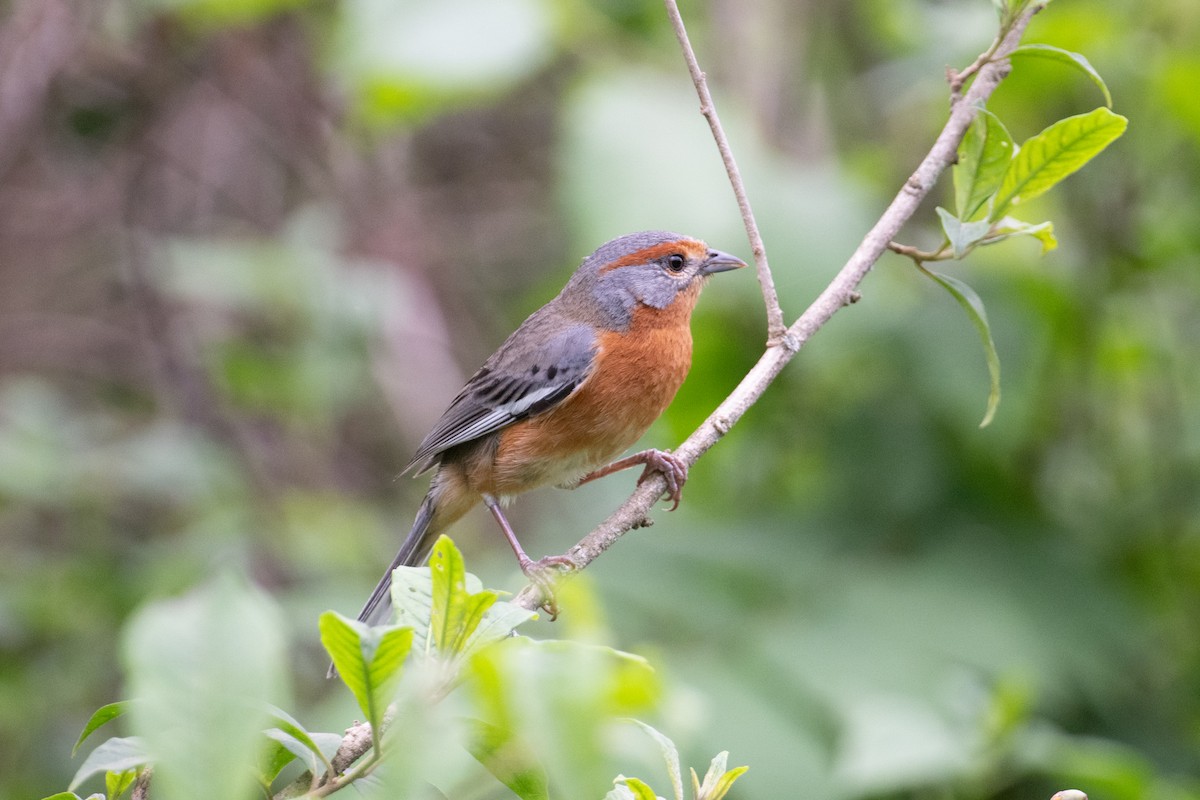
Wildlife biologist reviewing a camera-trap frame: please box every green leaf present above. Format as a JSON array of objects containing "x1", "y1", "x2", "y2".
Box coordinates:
[
  {"x1": 1011, "y1": 44, "x2": 1113, "y2": 107},
  {"x1": 982, "y1": 216, "x2": 1058, "y2": 254},
  {"x1": 263, "y1": 728, "x2": 344, "y2": 778},
  {"x1": 614, "y1": 776, "x2": 662, "y2": 800},
  {"x1": 936, "y1": 207, "x2": 993, "y2": 258},
  {"x1": 39, "y1": 794, "x2": 84, "y2": 800},
  {"x1": 73, "y1": 701, "x2": 132, "y2": 756},
  {"x1": 463, "y1": 600, "x2": 538, "y2": 661},
  {"x1": 265, "y1": 706, "x2": 335, "y2": 773},
  {"x1": 69, "y1": 737, "x2": 150, "y2": 791},
  {"x1": 693, "y1": 752, "x2": 726, "y2": 800},
  {"x1": 122, "y1": 573, "x2": 286, "y2": 800},
  {"x1": 105, "y1": 768, "x2": 137, "y2": 799},
  {"x1": 320, "y1": 611, "x2": 414, "y2": 731},
  {"x1": 692, "y1": 752, "x2": 747, "y2": 800},
  {"x1": 703, "y1": 766, "x2": 749, "y2": 800},
  {"x1": 467, "y1": 719, "x2": 550, "y2": 800},
  {"x1": 955, "y1": 109, "x2": 1014, "y2": 220},
  {"x1": 392, "y1": 564, "x2": 436, "y2": 650},
  {"x1": 258, "y1": 738, "x2": 299, "y2": 785},
  {"x1": 630, "y1": 721, "x2": 684, "y2": 800},
  {"x1": 393, "y1": 549, "x2": 535, "y2": 662},
  {"x1": 320, "y1": 612, "x2": 376, "y2": 706},
  {"x1": 429, "y1": 535, "x2": 499, "y2": 657},
  {"x1": 920, "y1": 268, "x2": 1002, "y2": 427},
  {"x1": 455, "y1": 590, "x2": 498, "y2": 654},
  {"x1": 991, "y1": 108, "x2": 1128, "y2": 220},
  {"x1": 466, "y1": 637, "x2": 661, "y2": 798}
]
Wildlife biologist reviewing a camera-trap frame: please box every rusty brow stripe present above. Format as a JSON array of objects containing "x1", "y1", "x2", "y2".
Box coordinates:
[{"x1": 598, "y1": 240, "x2": 706, "y2": 273}]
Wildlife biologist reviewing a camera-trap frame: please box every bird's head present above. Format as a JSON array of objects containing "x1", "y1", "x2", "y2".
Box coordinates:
[{"x1": 564, "y1": 230, "x2": 745, "y2": 329}]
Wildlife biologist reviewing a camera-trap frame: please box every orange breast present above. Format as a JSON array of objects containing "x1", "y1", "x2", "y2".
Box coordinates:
[{"x1": 483, "y1": 285, "x2": 701, "y2": 495}]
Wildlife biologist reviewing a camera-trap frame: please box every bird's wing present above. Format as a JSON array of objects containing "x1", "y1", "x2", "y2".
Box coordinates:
[{"x1": 403, "y1": 315, "x2": 598, "y2": 474}]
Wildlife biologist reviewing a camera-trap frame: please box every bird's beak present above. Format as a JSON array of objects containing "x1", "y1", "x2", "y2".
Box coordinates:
[{"x1": 699, "y1": 249, "x2": 747, "y2": 275}]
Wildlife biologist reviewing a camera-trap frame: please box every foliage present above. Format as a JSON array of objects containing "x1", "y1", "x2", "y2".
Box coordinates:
[
  {"x1": 903, "y1": 73, "x2": 1127, "y2": 426},
  {"x1": 51, "y1": 538, "x2": 746, "y2": 799}
]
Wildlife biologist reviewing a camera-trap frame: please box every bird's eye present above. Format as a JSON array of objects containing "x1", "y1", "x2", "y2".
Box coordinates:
[{"x1": 666, "y1": 254, "x2": 686, "y2": 272}]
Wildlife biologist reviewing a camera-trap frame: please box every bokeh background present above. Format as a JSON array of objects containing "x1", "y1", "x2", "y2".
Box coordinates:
[{"x1": 3, "y1": 0, "x2": 1199, "y2": 797}]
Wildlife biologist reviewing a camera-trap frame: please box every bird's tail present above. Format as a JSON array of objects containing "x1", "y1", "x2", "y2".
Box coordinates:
[
  {"x1": 328, "y1": 473, "x2": 475, "y2": 679},
  {"x1": 327, "y1": 494, "x2": 440, "y2": 680},
  {"x1": 355, "y1": 491, "x2": 440, "y2": 627}
]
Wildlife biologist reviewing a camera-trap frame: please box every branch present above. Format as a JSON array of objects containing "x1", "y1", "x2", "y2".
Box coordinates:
[
  {"x1": 663, "y1": 0, "x2": 786, "y2": 344},
  {"x1": 514, "y1": 1, "x2": 1044, "y2": 612},
  {"x1": 273, "y1": 719, "x2": 379, "y2": 799},
  {"x1": 132, "y1": 767, "x2": 152, "y2": 800}
]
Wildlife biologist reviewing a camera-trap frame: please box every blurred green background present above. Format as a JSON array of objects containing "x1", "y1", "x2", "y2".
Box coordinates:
[{"x1": 2, "y1": 0, "x2": 1198, "y2": 797}]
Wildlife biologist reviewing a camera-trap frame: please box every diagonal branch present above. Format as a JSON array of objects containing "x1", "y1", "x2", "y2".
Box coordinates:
[{"x1": 513, "y1": 1, "x2": 1045, "y2": 612}]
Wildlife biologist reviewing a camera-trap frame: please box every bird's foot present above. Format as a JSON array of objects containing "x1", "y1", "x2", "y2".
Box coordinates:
[
  {"x1": 573, "y1": 449, "x2": 689, "y2": 509},
  {"x1": 518, "y1": 554, "x2": 577, "y2": 620},
  {"x1": 635, "y1": 449, "x2": 689, "y2": 511},
  {"x1": 520, "y1": 553, "x2": 578, "y2": 573}
]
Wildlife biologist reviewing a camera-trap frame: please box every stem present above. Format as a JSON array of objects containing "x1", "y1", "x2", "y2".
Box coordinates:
[
  {"x1": 662, "y1": 0, "x2": 787, "y2": 344},
  {"x1": 888, "y1": 240, "x2": 954, "y2": 265}
]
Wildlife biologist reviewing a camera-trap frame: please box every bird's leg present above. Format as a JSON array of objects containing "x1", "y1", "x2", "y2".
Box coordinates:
[
  {"x1": 573, "y1": 449, "x2": 689, "y2": 511},
  {"x1": 481, "y1": 494, "x2": 576, "y2": 571},
  {"x1": 482, "y1": 494, "x2": 574, "y2": 619}
]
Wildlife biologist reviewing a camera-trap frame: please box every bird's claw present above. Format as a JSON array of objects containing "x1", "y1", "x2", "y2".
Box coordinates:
[
  {"x1": 518, "y1": 554, "x2": 576, "y2": 620},
  {"x1": 539, "y1": 596, "x2": 560, "y2": 620},
  {"x1": 635, "y1": 449, "x2": 688, "y2": 511},
  {"x1": 520, "y1": 553, "x2": 578, "y2": 573}
]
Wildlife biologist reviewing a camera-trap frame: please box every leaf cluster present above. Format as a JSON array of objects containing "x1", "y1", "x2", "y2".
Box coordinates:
[
  {"x1": 47, "y1": 537, "x2": 747, "y2": 800},
  {"x1": 895, "y1": 40, "x2": 1126, "y2": 426}
]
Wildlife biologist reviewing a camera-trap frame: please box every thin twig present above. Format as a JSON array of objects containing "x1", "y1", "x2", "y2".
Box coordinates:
[
  {"x1": 949, "y1": 2, "x2": 1032, "y2": 102},
  {"x1": 887, "y1": 240, "x2": 952, "y2": 265},
  {"x1": 514, "y1": 1, "x2": 1045, "y2": 612},
  {"x1": 949, "y1": 34, "x2": 1003, "y2": 102},
  {"x1": 662, "y1": 0, "x2": 787, "y2": 344}
]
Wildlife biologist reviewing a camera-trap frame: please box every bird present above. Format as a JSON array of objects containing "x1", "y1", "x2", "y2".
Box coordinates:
[{"x1": 352, "y1": 230, "x2": 745, "y2": 628}]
